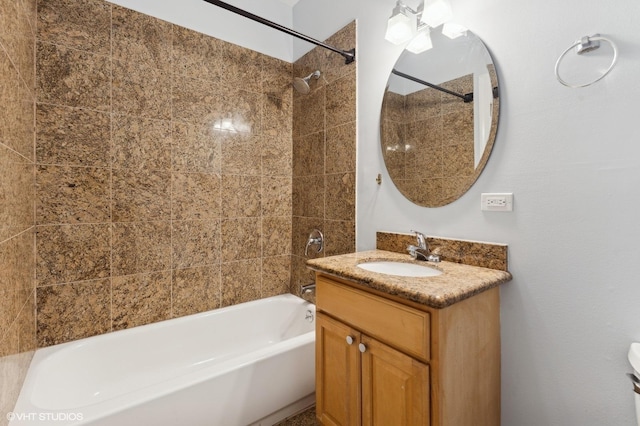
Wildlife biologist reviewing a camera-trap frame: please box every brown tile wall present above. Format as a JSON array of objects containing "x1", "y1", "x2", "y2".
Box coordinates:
[
  {"x1": 291, "y1": 22, "x2": 357, "y2": 295},
  {"x1": 0, "y1": 0, "x2": 356, "y2": 417},
  {"x1": 34, "y1": 0, "x2": 294, "y2": 347},
  {"x1": 381, "y1": 73, "x2": 475, "y2": 206},
  {"x1": 0, "y1": 0, "x2": 37, "y2": 422}
]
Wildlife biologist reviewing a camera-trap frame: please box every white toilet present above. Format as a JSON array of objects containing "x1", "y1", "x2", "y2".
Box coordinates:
[{"x1": 628, "y1": 343, "x2": 640, "y2": 426}]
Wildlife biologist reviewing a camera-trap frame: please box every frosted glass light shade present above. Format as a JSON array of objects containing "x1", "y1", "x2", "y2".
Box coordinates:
[
  {"x1": 442, "y1": 22, "x2": 468, "y2": 39},
  {"x1": 406, "y1": 29, "x2": 433, "y2": 54},
  {"x1": 385, "y1": 9, "x2": 415, "y2": 44},
  {"x1": 422, "y1": 0, "x2": 453, "y2": 28}
]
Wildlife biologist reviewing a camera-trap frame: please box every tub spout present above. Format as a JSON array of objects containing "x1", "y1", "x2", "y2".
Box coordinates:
[{"x1": 301, "y1": 283, "x2": 316, "y2": 297}]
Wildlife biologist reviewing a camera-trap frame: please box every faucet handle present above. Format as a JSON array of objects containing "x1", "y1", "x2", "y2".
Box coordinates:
[
  {"x1": 410, "y1": 230, "x2": 427, "y2": 249},
  {"x1": 304, "y1": 229, "x2": 324, "y2": 257}
]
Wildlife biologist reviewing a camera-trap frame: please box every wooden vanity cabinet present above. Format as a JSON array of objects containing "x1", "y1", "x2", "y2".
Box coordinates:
[
  {"x1": 317, "y1": 312, "x2": 429, "y2": 426},
  {"x1": 315, "y1": 273, "x2": 500, "y2": 426},
  {"x1": 316, "y1": 312, "x2": 360, "y2": 425}
]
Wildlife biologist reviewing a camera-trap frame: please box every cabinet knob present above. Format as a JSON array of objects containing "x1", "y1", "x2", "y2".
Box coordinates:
[
  {"x1": 359, "y1": 343, "x2": 367, "y2": 353},
  {"x1": 346, "y1": 335, "x2": 354, "y2": 345}
]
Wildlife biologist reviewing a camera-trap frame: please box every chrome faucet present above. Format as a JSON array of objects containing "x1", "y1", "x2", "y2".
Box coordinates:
[
  {"x1": 408, "y1": 230, "x2": 440, "y2": 262},
  {"x1": 300, "y1": 283, "x2": 316, "y2": 297},
  {"x1": 304, "y1": 229, "x2": 324, "y2": 257},
  {"x1": 412, "y1": 230, "x2": 427, "y2": 250}
]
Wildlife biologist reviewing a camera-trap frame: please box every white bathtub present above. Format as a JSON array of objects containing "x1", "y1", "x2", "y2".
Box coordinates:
[{"x1": 10, "y1": 294, "x2": 316, "y2": 426}]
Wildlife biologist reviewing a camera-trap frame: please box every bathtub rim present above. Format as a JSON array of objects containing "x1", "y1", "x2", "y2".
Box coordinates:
[
  {"x1": 33, "y1": 292, "x2": 313, "y2": 362},
  {"x1": 13, "y1": 294, "x2": 316, "y2": 424}
]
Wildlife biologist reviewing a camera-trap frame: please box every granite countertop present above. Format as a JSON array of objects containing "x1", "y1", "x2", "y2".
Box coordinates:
[{"x1": 306, "y1": 250, "x2": 512, "y2": 309}]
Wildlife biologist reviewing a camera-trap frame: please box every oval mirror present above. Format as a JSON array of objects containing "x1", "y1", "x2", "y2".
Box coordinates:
[{"x1": 380, "y1": 26, "x2": 500, "y2": 207}]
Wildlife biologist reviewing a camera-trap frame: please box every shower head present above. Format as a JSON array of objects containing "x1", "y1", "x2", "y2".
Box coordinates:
[{"x1": 293, "y1": 70, "x2": 321, "y2": 94}]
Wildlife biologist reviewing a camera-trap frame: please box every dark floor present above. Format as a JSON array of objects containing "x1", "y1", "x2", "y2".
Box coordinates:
[{"x1": 274, "y1": 406, "x2": 317, "y2": 426}]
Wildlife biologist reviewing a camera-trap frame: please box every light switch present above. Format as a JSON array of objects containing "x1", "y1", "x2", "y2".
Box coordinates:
[{"x1": 481, "y1": 193, "x2": 513, "y2": 211}]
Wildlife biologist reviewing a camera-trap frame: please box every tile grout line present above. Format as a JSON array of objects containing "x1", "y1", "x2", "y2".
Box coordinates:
[
  {"x1": 169, "y1": 24, "x2": 174, "y2": 319},
  {"x1": 32, "y1": 0, "x2": 38, "y2": 349},
  {"x1": 109, "y1": 3, "x2": 114, "y2": 334},
  {"x1": 259, "y1": 54, "x2": 264, "y2": 300}
]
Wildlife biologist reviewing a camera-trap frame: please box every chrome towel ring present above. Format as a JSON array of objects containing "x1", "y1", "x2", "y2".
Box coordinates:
[{"x1": 554, "y1": 34, "x2": 618, "y2": 88}]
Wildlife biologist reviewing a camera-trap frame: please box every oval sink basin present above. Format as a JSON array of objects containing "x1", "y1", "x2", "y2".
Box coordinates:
[{"x1": 357, "y1": 261, "x2": 442, "y2": 277}]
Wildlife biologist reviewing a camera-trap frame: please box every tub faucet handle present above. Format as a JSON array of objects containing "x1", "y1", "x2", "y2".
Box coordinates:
[{"x1": 304, "y1": 229, "x2": 324, "y2": 257}]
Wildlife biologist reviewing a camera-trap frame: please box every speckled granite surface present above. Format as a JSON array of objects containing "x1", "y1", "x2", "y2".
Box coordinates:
[
  {"x1": 377, "y1": 231, "x2": 508, "y2": 271},
  {"x1": 306, "y1": 250, "x2": 512, "y2": 309}
]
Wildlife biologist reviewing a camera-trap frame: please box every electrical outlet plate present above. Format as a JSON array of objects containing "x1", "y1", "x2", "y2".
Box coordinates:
[{"x1": 481, "y1": 193, "x2": 513, "y2": 212}]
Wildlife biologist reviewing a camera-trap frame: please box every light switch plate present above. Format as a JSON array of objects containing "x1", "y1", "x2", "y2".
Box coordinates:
[{"x1": 481, "y1": 193, "x2": 513, "y2": 211}]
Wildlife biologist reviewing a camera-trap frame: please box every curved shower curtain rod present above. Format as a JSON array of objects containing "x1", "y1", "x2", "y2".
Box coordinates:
[
  {"x1": 202, "y1": 0, "x2": 356, "y2": 64},
  {"x1": 391, "y1": 69, "x2": 474, "y2": 103}
]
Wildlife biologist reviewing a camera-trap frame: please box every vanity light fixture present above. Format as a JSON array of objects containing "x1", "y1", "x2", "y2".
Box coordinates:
[
  {"x1": 384, "y1": 0, "x2": 453, "y2": 51},
  {"x1": 406, "y1": 27, "x2": 433, "y2": 53},
  {"x1": 421, "y1": 0, "x2": 453, "y2": 28},
  {"x1": 384, "y1": 0, "x2": 417, "y2": 45},
  {"x1": 442, "y1": 22, "x2": 468, "y2": 39}
]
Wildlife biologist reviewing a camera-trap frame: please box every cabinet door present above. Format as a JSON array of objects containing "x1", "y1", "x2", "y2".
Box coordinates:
[
  {"x1": 361, "y1": 335, "x2": 430, "y2": 426},
  {"x1": 316, "y1": 312, "x2": 361, "y2": 426}
]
